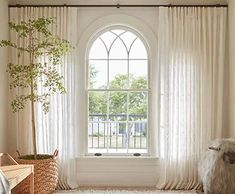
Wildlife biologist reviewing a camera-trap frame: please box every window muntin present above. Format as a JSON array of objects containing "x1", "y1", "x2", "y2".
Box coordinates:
[{"x1": 87, "y1": 27, "x2": 149, "y2": 155}]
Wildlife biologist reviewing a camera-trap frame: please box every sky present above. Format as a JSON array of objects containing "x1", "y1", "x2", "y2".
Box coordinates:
[{"x1": 88, "y1": 29, "x2": 148, "y2": 89}]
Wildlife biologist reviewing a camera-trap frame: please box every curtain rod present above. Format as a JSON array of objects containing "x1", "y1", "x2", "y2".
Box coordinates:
[{"x1": 8, "y1": 4, "x2": 228, "y2": 8}]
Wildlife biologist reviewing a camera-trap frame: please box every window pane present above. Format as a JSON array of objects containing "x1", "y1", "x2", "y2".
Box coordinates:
[
  {"x1": 106, "y1": 122, "x2": 127, "y2": 153},
  {"x1": 129, "y1": 38, "x2": 147, "y2": 59},
  {"x1": 120, "y1": 31, "x2": 137, "y2": 51},
  {"x1": 129, "y1": 60, "x2": 148, "y2": 89},
  {"x1": 88, "y1": 122, "x2": 107, "y2": 148},
  {"x1": 89, "y1": 91, "x2": 107, "y2": 120},
  {"x1": 109, "y1": 60, "x2": 128, "y2": 89},
  {"x1": 89, "y1": 38, "x2": 107, "y2": 59},
  {"x1": 128, "y1": 122, "x2": 147, "y2": 152},
  {"x1": 108, "y1": 122, "x2": 127, "y2": 149},
  {"x1": 89, "y1": 114, "x2": 107, "y2": 123},
  {"x1": 109, "y1": 38, "x2": 128, "y2": 59},
  {"x1": 100, "y1": 31, "x2": 117, "y2": 51},
  {"x1": 88, "y1": 122, "x2": 108, "y2": 153},
  {"x1": 88, "y1": 27, "x2": 149, "y2": 155},
  {"x1": 109, "y1": 114, "x2": 127, "y2": 122},
  {"x1": 88, "y1": 60, "x2": 107, "y2": 89},
  {"x1": 109, "y1": 92, "x2": 127, "y2": 121},
  {"x1": 129, "y1": 92, "x2": 147, "y2": 121}
]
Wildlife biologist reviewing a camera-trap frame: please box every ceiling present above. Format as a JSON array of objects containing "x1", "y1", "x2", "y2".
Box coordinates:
[{"x1": 8, "y1": 0, "x2": 228, "y2": 6}]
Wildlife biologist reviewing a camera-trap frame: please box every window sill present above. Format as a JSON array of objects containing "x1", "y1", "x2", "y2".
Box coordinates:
[
  {"x1": 77, "y1": 155, "x2": 159, "y2": 168},
  {"x1": 83, "y1": 154, "x2": 158, "y2": 159}
]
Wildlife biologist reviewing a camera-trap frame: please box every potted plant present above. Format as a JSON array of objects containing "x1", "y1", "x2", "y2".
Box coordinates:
[{"x1": 0, "y1": 17, "x2": 72, "y2": 193}]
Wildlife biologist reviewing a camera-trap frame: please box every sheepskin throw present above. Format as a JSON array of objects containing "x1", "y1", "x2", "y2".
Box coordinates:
[{"x1": 198, "y1": 138, "x2": 235, "y2": 194}]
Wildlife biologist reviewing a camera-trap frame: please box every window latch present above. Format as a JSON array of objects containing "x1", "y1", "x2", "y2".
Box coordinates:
[
  {"x1": 94, "y1": 153, "x2": 102, "y2": 156},
  {"x1": 133, "y1": 153, "x2": 141, "y2": 157}
]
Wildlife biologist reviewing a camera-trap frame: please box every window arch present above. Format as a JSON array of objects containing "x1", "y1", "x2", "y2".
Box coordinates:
[{"x1": 87, "y1": 26, "x2": 149, "y2": 155}]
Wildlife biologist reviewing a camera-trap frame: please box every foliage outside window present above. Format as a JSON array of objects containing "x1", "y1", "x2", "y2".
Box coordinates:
[{"x1": 88, "y1": 27, "x2": 149, "y2": 155}]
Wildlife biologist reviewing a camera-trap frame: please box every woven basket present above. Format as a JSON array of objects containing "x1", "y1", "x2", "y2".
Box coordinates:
[{"x1": 13, "y1": 150, "x2": 59, "y2": 194}]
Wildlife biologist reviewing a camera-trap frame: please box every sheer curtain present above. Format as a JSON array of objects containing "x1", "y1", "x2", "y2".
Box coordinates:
[
  {"x1": 157, "y1": 7, "x2": 227, "y2": 189},
  {"x1": 9, "y1": 7, "x2": 80, "y2": 189}
]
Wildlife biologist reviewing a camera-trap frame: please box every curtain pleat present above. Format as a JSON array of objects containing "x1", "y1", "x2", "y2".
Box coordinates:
[
  {"x1": 157, "y1": 7, "x2": 227, "y2": 190},
  {"x1": 9, "y1": 7, "x2": 80, "y2": 189}
]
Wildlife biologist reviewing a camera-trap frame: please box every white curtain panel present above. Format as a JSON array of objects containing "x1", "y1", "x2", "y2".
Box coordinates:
[
  {"x1": 157, "y1": 7, "x2": 227, "y2": 189},
  {"x1": 9, "y1": 7, "x2": 80, "y2": 189}
]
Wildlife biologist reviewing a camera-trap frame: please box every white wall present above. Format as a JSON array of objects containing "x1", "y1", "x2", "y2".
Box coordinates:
[
  {"x1": 74, "y1": 10, "x2": 159, "y2": 186},
  {"x1": 0, "y1": 0, "x2": 9, "y2": 152},
  {"x1": 228, "y1": 0, "x2": 235, "y2": 138}
]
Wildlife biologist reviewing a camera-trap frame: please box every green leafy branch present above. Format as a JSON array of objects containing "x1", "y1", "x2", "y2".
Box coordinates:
[
  {"x1": 0, "y1": 17, "x2": 72, "y2": 113},
  {"x1": 0, "y1": 17, "x2": 73, "y2": 158}
]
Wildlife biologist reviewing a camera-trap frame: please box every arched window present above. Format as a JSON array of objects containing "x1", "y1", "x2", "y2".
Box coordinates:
[{"x1": 87, "y1": 26, "x2": 149, "y2": 155}]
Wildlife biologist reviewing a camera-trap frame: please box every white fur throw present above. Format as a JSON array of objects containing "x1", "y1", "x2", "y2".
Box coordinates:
[{"x1": 198, "y1": 139, "x2": 235, "y2": 194}]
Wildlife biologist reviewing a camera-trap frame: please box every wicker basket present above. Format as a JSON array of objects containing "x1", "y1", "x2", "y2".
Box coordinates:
[{"x1": 13, "y1": 150, "x2": 59, "y2": 194}]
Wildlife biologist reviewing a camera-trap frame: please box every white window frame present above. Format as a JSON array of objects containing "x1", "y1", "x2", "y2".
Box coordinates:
[
  {"x1": 85, "y1": 25, "x2": 151, "y2": 156},
  {"x1": 76, "y1": 14, "x2": 158, "y2": 158}
]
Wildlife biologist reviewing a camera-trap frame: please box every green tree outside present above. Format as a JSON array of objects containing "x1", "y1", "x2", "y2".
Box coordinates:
[
  {"x1": 88, "y1": 65, "x2": 147, "y2": 120},
  {"x1": 88, "y1": 65, "x2": 148, "y2": 148}
]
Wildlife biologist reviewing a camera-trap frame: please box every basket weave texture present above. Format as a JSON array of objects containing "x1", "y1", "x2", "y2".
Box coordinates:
[{"x1": 13, "y1": 154, "x2": 58, "y2": 194}]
